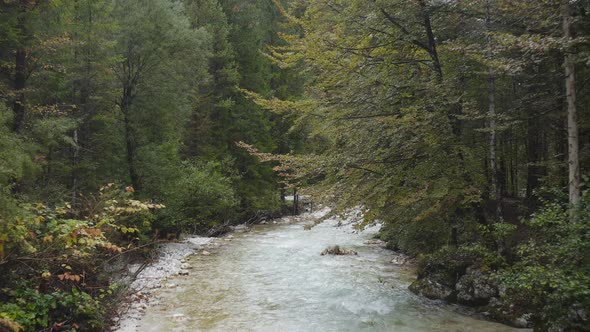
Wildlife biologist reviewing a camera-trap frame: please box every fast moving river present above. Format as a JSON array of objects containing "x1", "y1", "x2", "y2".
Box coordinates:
[{"x1": 132, "y1": 211, "x2": 525, "y2": 332}]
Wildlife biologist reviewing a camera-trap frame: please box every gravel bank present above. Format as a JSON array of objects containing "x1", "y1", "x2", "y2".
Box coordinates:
[{"x1": 113, "y1": 236, "x2": 213, "y2": 332}]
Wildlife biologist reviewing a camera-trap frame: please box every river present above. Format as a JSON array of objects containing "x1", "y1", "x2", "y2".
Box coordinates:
[{"x1": 128, "y1": 211, "x2": 526, "y2": 332}]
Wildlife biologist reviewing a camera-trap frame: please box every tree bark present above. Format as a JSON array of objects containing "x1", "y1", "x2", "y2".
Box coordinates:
[
  {"x1": 526, "y1": 116, "x2": 543, "y2": 200},
  {"x1": 71, "y1": 129, "x2": 79, "y2": 204},
  {"x1": 123, "y1": 108, "x2": 140, "y2": 192},
  {"x1": 13, "y1": 48, "x2": 26, "y2": 133},
  {"x1": 293, "y1": 187, "x2": 298, "y2": 215},
  {"x1": 417, "y1": 0, "x2": 442, "y2": 80},
  {"x1": 563, "y1": 3, "x2": 580, "y2": 211},
  {"x1": 486, "y1": 0, "x2": 501, "y2": 220}
]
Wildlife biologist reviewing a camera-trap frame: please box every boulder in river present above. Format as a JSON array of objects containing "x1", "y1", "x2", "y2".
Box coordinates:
[
  {"x1": 390, "y1": 254, "x2": 410, "y2": 265},
  {"x1": 320, "y1": 245, "x2": 358, "y2": 256}
]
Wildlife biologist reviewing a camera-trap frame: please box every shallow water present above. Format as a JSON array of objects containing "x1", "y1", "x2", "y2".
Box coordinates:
[{"x1": 134, "y1": 216, "x2": 526, "y2": 332}]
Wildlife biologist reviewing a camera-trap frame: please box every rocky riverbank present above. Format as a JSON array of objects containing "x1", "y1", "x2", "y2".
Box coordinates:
[
  {"x1": 112, "y1": 236, "x2": 214, "y2": 331},
  {"x1": 406, "y1": 245, "x2": 577, "y2": 330}
]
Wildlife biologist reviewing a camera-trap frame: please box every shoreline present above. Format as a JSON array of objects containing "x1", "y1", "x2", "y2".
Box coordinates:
[{"x1": 112, "y1": 236, "x2": 214, "y2": 331}]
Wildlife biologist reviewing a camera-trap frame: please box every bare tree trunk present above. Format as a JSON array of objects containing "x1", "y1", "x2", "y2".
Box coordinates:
[
  {"x1": 563, "y1": 3, "x2": 580, "y2": 213},
  {"x1": 486, "y1": 0, "x2": 502, "y2": 220},
  {"x1": 488, "y1": 72, "x2": 501, "y2": 218}
]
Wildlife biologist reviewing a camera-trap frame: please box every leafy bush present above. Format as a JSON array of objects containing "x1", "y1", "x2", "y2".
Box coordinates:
[
  {"x1": 159, "y1": 160, "x2": 238, "y2": 234},
  {"x1": 380, "y1": 217, "x2": 449, "y2": 256},
  {"x1": 417, "y1": 244, "x2": 504, "y2": 281},
  {"x1": 496, "y1": 191, "x2": 590, "y2": 330},
  {"x1": 0, "y1": 184, "x2": 163, "y2": 331},
  {"x1": 0, "y1": 284, "x2": 102, "y2": 331}
]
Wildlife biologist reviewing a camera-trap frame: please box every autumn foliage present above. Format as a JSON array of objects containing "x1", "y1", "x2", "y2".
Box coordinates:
[{"x1": 0, "y1": 185, "x2": 163, "y2": 331}]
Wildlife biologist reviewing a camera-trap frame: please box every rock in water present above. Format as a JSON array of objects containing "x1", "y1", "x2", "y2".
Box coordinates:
[
  {"x1": 391, "y1": 254, "x2": 409, "y2": 265},
  {"x1": 320, "y1": 245, "x2": 358, "y2": 256}
]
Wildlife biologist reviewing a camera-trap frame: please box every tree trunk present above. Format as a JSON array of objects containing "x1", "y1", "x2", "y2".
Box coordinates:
[
  {"x1": 13, "y1": 48, "x2": 26, "y2": 133},
  {"x1": 486, "y1": 0, "x2": 502, "y2": 220},
  {"x1": 526, "y1": 117, "x2": 542, "y2": 200},
  {"x1": 71, "y1": 129, "x2": 79, "y2": 204},
  {"x1": 417, "y1": 0, "x2": 442, "y2": 80},
  {"x1": 123, "y1": 110, "x2": 140, "y2": 191},
  {"x1": 293, "y1": 187, "x2": 298, "y2": 215},
  {"x1": 563, "y1": 3, "x2": 580, "y2": 212},
  {"x1": 488, "y1": 71, "x2": 502, "y2": 219}
]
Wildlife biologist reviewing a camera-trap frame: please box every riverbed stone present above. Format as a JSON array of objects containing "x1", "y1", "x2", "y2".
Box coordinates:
[
  {"x1": 512, "y1": 315, "x2": 531, "y2": 328},
  {"x1": 391, "y1": 254, "x2": 409, "y2": 265},
  {"x1": 320, "y1": 245, "x2": 358, "y2": 256},
  {"x1": 409, "y1": 278, "x2": 455, "y2": 301},
  {"x1": 455, "y1": 268, "x2": 497, "y2": 306},
  {"x1": 202, "y1": 250, "x2": 211, "y2": 255}
]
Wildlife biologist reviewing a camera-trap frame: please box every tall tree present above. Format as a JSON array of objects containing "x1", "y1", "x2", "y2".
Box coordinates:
[
  {"x1": 563, "y1": 1, "x2": 580, "y2": 210},
  {"x1": 114, "y1": 0, "x2": 210, "y2": 194}
]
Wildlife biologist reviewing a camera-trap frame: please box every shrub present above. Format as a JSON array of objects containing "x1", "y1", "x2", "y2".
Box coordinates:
[
  {"x1": 159, "y1": 160, "x2": 238, "y2": 234},
  {"x1": 0, "y1": 184, "x2": 163, "y2": 331},
  {"x1": 496, "y1": 190, "x2": 590, "y2": 330}
]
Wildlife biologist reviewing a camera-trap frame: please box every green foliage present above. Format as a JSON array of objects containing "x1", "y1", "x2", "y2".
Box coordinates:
[
  {"x1": 0, "y1": 105, "x2": 34, "y2": 187},
  {"x1": 417, "y1": 244, "x2": 505, "y2": 280},
  {"x1": 496, "y1": 192, "x2": 590, "y2": 330},
  {"x1": 0, "y1": 283, "x2": 102, "y2": 331},
  {"x1": 0, "y1": 105, "x2": 34, "y2": 223},
  {"x1": 0, "y1": 185, "x2": 163, "y2": 330},
  {"x1": 380, "y1": 217, "x2": 450, "y2": 256},
  {"x1": 161, "y1": 160, "x2": 238, "y2": 233}
]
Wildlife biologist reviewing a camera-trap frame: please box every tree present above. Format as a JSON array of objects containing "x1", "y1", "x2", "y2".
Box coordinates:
[
  {"x1": 113, "y1": 0, "x2": 210, "y2": 195},
  {"x1": 563, "y1": 1, "x2": 580, "y2": 211}
]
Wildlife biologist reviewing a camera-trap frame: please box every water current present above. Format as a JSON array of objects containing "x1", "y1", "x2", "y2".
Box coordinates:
[{"x1": 133, "y1": 213, "x2": 527, "y2": 332}]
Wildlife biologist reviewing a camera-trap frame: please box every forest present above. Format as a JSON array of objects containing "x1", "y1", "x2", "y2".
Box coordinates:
[{"x1": 0, "y1": 0, "x2": 588, "y2": 331}]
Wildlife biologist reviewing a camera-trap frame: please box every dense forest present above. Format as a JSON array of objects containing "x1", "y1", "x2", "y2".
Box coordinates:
[{"x1": 0, "y1": 0, "x2": 588, "y2": 331}]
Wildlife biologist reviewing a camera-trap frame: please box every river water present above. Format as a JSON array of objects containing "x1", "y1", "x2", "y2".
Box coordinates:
[{"x1": 132, "y1": 212, "x2": 525, "y2": 332}]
